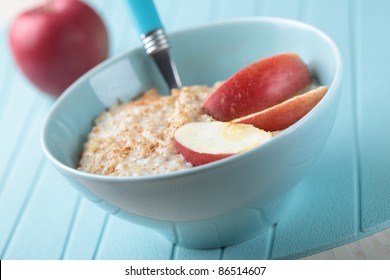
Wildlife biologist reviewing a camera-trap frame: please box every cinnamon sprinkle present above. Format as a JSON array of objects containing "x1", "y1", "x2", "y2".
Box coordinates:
[{"x1": 78, "y1": 84, "x2": 219, "y2": 176}]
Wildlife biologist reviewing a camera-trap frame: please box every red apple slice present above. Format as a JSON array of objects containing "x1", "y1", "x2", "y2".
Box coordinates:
[
  {"x1": 233, "y1": 86, "x2": 327, "y2": 131},
  {"x1": 174, "y1": 121, "x2": 272, "y2": 166},
  {"x1": 202, "y1": 53, "x2": 312, "y2": 121}
]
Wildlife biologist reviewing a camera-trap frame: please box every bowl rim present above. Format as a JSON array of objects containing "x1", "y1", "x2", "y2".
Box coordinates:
[{"x1": 41, "y1": 16, "x2": 343, "y2": 183}]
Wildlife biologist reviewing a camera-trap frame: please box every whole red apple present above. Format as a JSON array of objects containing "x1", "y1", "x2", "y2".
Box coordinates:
[{"x1": 8, "y1": 0, "x2": 109, "y2": 96}]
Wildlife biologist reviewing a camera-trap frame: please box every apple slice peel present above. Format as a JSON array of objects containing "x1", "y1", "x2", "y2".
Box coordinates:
[
  {"x1": 174, "y1": 122, "x2": 272, "y2": 166},
  {"x1": 232, "y1": 86, "x2": 328, "y2": 131},
  {"x1": 202, "y1": 53, "x2": 312, "y2": 121}
]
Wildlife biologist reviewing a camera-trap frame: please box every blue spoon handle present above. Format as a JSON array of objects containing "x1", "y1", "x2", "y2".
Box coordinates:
[
  {"x1": 124, "y1": 0, "x2": 163, "y2": 35},
  {"x1": 124, "y1": 0, "x2": 182, "y2": 89}
]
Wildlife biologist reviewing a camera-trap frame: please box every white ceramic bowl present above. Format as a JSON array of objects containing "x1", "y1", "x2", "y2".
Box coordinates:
[{"x1": 42, "y1": 17, "x2": 342, "y2": 249}]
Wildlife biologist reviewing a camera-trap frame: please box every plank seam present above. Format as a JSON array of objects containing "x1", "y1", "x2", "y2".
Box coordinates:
[
  {"x1": 169, "y1": 244, "x2": 177, "y2": 260},
  {"x1": 108, "y1": 0, "x2": 126, "y2": 55},
  {"x1": 266, "y1": 224, "x2": 277, "y2": 260},
  {"x1": 167, "y1": 0, "x2": 184, "y2": 32},
  {"x1": 0, "y1": 96, "x2": 46, "y2": 195},
  {"x1": 60, "y1": 194, "x2": 82, "y2": 260},
  {"x1": 297, "y1": 0, "x2": 310, "y2": 21},
  {"x1": 349, "y1": 0, "x2": 363, "y2": 234},
  {"x1": 209, "y1": 0, "x2": 225, "y2": 21},
  {"x1": 0, "y1": 57, "x2": 16, "y2": 121},
  {"x1": 0, "y1": 159, "x2": 46, "y2": 258},
  {"x1": 92, "y1": 213, "x2": 110, "y2": 260},
  {"x1": 218, "y1": 247, "x2": 225, "y2": 260}
]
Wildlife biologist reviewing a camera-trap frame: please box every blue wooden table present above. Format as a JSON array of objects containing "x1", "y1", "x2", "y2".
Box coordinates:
[{"x1": 1, "y1": 0, "x2": 390, "y2": 260}]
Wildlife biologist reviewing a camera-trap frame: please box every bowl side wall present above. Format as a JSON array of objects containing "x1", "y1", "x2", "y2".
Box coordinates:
[{"x1": 42, "y1": 18, "x2": 342, "y2": 224}]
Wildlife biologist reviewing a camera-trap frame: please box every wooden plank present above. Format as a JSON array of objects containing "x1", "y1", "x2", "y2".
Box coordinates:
[
  {"x1": 100, "y1": 0, "x2": 133, "y2": 55},
  {"x1": 211, "y1": 0, "x2": 259, "y2": 20},
  {"x1": 262, "y1": 0, "x2": 301, "y2": 19},
  {"x1": 356, "y1": 0, "x2": 390, "y2": 233},
  {"x1": 61, "y1": 199, "x2": 108, "y2": 260},
  {"x1": 0, "y1": 97, "x2": 51, "y2": 258},
  {"x1": 270, "y1": 0, "x2": 359, "y2": 259},
  {"x1": 0, "y1": 75, "x2": 49, "y2": 191},
  {"x1": 86, "y1": 0, "x2": 138, "y2": 55},
  {"x1": 223, "y1": 227, "x2": 273, "y2": 260},
  {"x1": 174, "y1": 246, "x2": 221, "y2": 260},
  {"x1": 161, "y1": 0, "x2": 214, "y2": 30},
  {"x1": 2, "y1": 163, "x2": 80, "y2": 259},
  {"x1": 94, "y1": 215, "x2": 173, "y2": 260},
  {"x1": 0, "y1": 28, "x2": 11, "y2": 116}
]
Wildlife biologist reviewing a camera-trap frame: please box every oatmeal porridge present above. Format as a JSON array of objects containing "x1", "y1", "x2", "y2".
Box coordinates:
[
  {"x1": 78, "y1": 53, "x2": 320, "y2": 177},
  {"x1": 78, "y1": 84, "x2": 220, "y2": 176}
]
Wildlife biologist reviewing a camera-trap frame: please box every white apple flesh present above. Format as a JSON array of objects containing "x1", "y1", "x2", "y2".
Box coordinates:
[{"x1": 174, "y1": 122, "x2": 272, "y2": 166}]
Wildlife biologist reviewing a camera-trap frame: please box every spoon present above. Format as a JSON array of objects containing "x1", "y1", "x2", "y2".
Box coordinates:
[{"x1": 124, "y1": 0, "x2": 182, "y2": 89}]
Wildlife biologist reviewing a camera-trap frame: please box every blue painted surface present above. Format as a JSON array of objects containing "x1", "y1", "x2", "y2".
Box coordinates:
[
  {"x1": 124, "y1": 0, "x2": 163, "y2": 35},
  {"x1": 1, "y1": 0, "x2": 390, "y2": 259}
]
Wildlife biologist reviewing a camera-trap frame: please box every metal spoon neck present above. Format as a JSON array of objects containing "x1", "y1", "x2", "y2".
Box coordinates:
[
  {"x1": 141, "y1": 28, "x2": 182, "y2": 89},
  {"x1": 140, "y1": 28, "x2": 170, "y2": 55}
]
